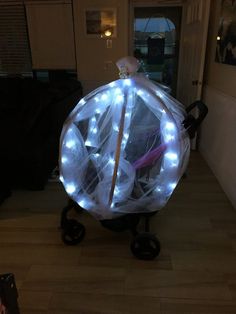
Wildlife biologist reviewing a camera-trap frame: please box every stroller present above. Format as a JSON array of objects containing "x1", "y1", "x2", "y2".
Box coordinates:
[{"x1": 59, "y1": 57, "x2": 208, "y2": 260}]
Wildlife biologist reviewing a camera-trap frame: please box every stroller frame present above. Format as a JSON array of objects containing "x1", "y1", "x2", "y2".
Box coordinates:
[{"x1": 60, "y1": 101, "x2": 208, "y2": 260}]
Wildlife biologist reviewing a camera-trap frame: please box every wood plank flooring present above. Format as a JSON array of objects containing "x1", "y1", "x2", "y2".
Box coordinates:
[{"x1": 0, "y1": 151, "x2": 236, "y2": 314}]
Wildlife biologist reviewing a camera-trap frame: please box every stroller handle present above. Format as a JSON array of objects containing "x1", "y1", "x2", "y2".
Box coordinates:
[{"x1": 183, "y1": 100, "x2": 208, "y2": 139}]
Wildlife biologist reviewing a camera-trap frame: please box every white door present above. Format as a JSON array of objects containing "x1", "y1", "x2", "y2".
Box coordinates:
[{"x1": 177, "y1": 0, "x2": 211, "y2": 106}]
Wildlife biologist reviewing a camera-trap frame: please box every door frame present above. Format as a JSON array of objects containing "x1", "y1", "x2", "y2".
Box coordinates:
[
  {"x1": 176, "y1": 0, "x2": 211, "y2": 102},
  {"x1": 128, "y1": 0, "x2": 184, "y2": 93}
]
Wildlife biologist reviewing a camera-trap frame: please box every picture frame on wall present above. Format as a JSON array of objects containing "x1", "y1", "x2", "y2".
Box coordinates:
[
  {"x1": 215, "y1": 0, "x2": 236, "y2": 65},
  {"x1": 85, "y1": 8, "x2": 117, "y2": 38}
]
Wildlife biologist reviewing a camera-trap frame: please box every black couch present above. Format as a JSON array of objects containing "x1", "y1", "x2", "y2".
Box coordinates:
[{"x1": 0, "y1": 77, "x2": 83, "y2": 204}]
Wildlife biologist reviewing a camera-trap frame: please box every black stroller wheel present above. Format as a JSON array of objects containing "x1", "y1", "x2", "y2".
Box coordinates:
[
  {"x1": 130, "y1": 232, "x2": 160, "y2": 260},
  {"x1": 62, "y1": 219, "x2": 85, "y2": 245}
]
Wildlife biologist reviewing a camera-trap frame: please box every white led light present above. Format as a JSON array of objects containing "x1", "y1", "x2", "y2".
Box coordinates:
[
  {"x1": 156, "y1": 91, "x2": 163, "y2": 98},
  {"x1": 101, "y1": 93, "x2": 108, "y2": 101},
  {"x1": 123, "y1": 133, "x2": 129, "y2": 140},
  {"x1": 94, "y1": 97, "x2": 99, "y2": 102},
  {"x1": 91, "y1": 117, "x2": 96, "y2": 122},
  {"x1": 165, "y1": 152, "x2": 178, "y2": 161},
  {"x1": 137, "y1": 89, "x2": 143, "y2": 96},
  {"x1": 115, "y1": 87, "x2": 122, "y2": 94},
  {"x1": 108, "y1": 158, "x2": 115, "y2": 165},
  {"x1": 116, "y1": 95, "x2": 124, "y2": 103},
  {"x1": 59, "y1": 175, "x2": 64, "y2": 183},
  {"x1": 85, "y1": 140, "x2": 92, "y2": 146},
  {"x1": 113, "y1": 124, "x2": 119, "y2": 131},
  {"x1": 65, "y1": 140, "x2": 75, "y2": 149},
  {"x1": 155, "y1": 187, "x2": 161, "y2": 192},
  {"x1": 169, "y1": 182, "x2": 177, "y2": 190},
  {"x1": 165, "y1": 134, "x2": 175, "y2": 142},
  {"x1": 95, "y1": 109, "x2": 101, "y2": 114},
  {"x1": 121, "y1": 140, "x2": 126, "y2": 147},
  {"x1": 79, "y1": 99, "x2": 86, "y2": 105},
  {"x1": 125, "y1": 112, "x2": 131, "y2": 118},
  {"x1": 114, "y1": 187, "x2": 119, "y2": 195},
  {"x1": 165, "y1": 122, "x2": 175, "y2": 131},
  {"x1": 109, "y1": 82, "x2": 116, "y2": 87},
  {"x1": 92, "y1": 128, "x2": 98, "y2": 134},
  {"x1": 65, "y1": 183, "x2": 76, "y2": 194},
  {"x1": 123, "y1": 79, "x2": 132, "y2": 86},
  {"x1": 93, "y1": 153, "x2": 100, "y2": 158},
  {"x1": 61, "y1": 156, "x2": 68, "y2": 164},
  {"x1": 78, "y1": 199, "x2": 87, "y2": 208}
]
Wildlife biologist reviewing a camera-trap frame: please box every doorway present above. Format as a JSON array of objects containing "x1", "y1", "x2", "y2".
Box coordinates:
[{"x1": 133, "y1": 6, "x2": 182, "y2": 97}]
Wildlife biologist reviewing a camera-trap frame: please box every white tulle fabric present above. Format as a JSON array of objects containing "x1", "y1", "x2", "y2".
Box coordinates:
[{"x1": 59, "y1": 71, "x2": 190, "y2": 220}]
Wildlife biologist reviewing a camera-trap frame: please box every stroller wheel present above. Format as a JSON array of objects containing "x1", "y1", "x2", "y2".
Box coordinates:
[
  {"x1": 130, "y1": 232, "x2": 160, "y2": 260},
  {"x1": 62, "y1": 219, "x2": 85, "y2": 245}
]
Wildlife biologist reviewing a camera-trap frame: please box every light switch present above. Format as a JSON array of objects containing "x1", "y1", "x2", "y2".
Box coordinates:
[{"x1": 106, "y1": 39, "x2": 112, "y2": 48}]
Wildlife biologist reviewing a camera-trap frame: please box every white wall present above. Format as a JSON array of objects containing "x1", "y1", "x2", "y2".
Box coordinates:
[
  {"x1": 200, "y1": 0, "x2": 236, "y2": 208},
  {"x1": 200, "y1": 86, "x2": 236, "y2": 208},
  {"x1": 73, "y1": 0, "x2": 129, "y2": 94},
  {"x1": 26, "y1": 2, "x2": 76, "y2": 69}
]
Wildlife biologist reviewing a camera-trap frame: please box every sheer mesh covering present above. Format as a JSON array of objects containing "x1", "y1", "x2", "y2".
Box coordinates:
[{"x1": 59, "y1": 58, "x2": 190, "y2": 220}]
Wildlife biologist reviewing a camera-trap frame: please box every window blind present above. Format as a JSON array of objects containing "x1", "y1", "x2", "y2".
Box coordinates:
[{"x1": 0, "y1": 4, "x2": 32, "y2": 75}]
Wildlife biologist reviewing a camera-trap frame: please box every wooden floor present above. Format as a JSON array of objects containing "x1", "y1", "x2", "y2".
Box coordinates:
[{"x1": 1, "y1": 152, "x2": 236, "y2": 314}]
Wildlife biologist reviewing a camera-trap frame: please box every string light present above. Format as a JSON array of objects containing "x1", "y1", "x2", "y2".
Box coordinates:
[
  {"x1": 109, "y1": 82, "x2": 116, "y2": 87},
  {"x1": 113, "y1": 124, "x2": 119, "y2": 131},
  {"x1": 169, "y1": 182, "x2": 177, "y2": 190},
  {"x1": 116, "y1": 94, "x2": 124, "y2": 103},
  {"x1": 115, "y1": 87, "x2": 122, "y2": 94},
  {"x1": 79, "y1": 99, "x2": 86, "y2": 105},
  {"x1": 108, "y1": 158, "x2": 115, "y2": 165},
  {"x1": 65, "y1": 140, "x2": 76, "y2": 149},
  {"x1": 137, "y1": 89, "x2": 144, "y2": 96},
  {"x1": 61, "y1": 156, "x2": 68, "y2": 164},
  {"x1": 65, "y1": 183, "x2": 76, "y2": 194},
  {"x1": 165, "y1": 152, "x2": 178, "y2": 161},
  {"x1": 165, "y1": 122, "x2": 175, "y2": 131},
  {"x1": 101, "y1": 93, "x2": 108, "y2": 101},
  {"x1": 85, "y1": 140, "x2": 92, "y2": 146},
  {"x1": 60, "y1": 60, "x2": 190, "y2": 220},
  {"x1": 123, "y1": 79, "x2": 132, "y2": 86}
]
